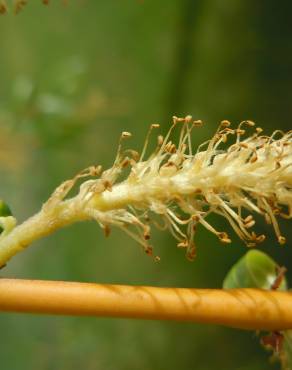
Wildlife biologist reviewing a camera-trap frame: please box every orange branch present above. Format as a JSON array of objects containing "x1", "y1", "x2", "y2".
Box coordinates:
[{"x1": 0, "y1": 278, "x2": 291, "y2": 331}]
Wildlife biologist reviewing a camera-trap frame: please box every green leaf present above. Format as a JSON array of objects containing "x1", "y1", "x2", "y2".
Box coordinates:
[
  {"x1": 223, "y1": 249, "x2": 287, "y2": 290},
  {"x1": 0, "y1": 199, "x2": 12, "y2": 234},
  {"x1": 224, "y1": 250, "x2": 291, "y2": 370},
  {"x1": 0, "y1": 200, "x2": 12, "y2": 217}
]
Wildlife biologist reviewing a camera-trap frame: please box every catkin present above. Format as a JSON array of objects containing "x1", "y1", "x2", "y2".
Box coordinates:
[{"x1": 0, "y1": 116, "x2": 291, "y2": 265}]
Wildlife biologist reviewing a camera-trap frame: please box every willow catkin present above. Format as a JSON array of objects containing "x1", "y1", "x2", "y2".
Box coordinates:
[{"x1": 0, "y1": 116, "x2": 291, "y2": 266}]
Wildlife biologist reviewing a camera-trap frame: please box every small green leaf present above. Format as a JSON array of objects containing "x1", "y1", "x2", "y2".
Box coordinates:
[
  {"x1": 0, "y1": 199, "x2": 13, "y2": 234},
  {"x1": 223, "y1": 250, "x2": 287, "y2": 291},
  {"x1": 0, "y1": 200, "x2": 12, "y2": 217},
  {"x1": 224, "y1": 250, "x2": 291, "y2": 370}
]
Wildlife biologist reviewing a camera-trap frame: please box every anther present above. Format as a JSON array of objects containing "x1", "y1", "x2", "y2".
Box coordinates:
[
  {"x1": 121, "y1": 158, "x2": 130, "y2": 168},
  {"x1": 103, "y1": 225, "x2": 111, "y2": 238},
  {"x1": 143, "y1": 231, "x2": 151, "y2": 240},
  {"x1": 256, "y1": 234, "x2": 266, "y2": 243},
  {"x1": 193, "y1": 120, "x2": 203, "y2": 126},
  {"x1": 144, "y1": 245, "x2": 153, "y2": 256},
  {"x1": 177, "y1": 240, "x2": 188, "y2": 248},
  {"x1": 278, "y1": 236, "x2": 286, "y2": 245},
  {"x1": 221, "y1": 120, "x2": 231, "y2": 127},
  {"x1": 122, "y1": 131, "x2": 132, "y2": 139},
  {"x1": 218, "y1": 232, "x2": 232, "y2": 243}
]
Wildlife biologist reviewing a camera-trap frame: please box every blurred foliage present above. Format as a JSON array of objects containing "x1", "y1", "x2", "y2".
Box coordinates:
[{"x1": 0, "y1": 1, "x2": 291, "y2": 369}]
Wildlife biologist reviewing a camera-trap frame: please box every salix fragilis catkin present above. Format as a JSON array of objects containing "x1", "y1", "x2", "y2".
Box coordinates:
[{"x1": 0, "y1": 116, "x2": 291, "y2": 266}]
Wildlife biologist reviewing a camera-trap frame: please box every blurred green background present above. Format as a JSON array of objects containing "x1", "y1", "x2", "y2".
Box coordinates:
[{"x1": 0, "y1": 1, "x2": 291, "y2": 369}]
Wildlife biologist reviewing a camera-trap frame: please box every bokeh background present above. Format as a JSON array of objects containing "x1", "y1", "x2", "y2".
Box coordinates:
[{"x1": 0, "y1": 1, "x2": 291, "y2": 369}]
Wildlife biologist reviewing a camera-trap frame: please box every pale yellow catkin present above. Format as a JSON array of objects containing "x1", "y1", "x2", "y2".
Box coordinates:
[{"x1": 0, "y1": 116, "x2": 291, "y2": 266}]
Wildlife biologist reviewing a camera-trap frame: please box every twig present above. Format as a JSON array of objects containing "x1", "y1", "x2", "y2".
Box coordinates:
[{"x1": 0, "y1": 278, "x2": 292, "y2": 331}]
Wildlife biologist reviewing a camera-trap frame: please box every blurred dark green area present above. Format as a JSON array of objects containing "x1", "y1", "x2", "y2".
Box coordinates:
[{"x1": 0, "y1": 1, "x2": 291, "y2": 369}]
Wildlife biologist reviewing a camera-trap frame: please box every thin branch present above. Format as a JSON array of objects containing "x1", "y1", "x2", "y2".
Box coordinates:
[{"x1": 0, "y1": 278, "x2": 292, "y2": 331}]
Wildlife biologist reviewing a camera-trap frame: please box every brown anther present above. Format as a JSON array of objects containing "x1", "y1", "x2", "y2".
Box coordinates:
[
  {"x1": 186, "y1": 245, "x2": 197, "y2": 261},
  {"x1": 275, "y1": 161, "x2": 281, "y2": 169},
  {"x1": 193, "y1": 120, "x2": 203, "y2": 127},
  {"x1": 177, "y1": 240, "x2": 188, "y2": 248},
  {"x1": 256, "y1": 127, "x2": 263, "y2": 134},
  {"x1": 103, "y1": 180, "x2": 112, "y2": 191},
  {"x1": 245, "y1": 120, "x2": 255, "y2": 127},
  {"x1": 218, "y1": 232, "x2": 231, "y2": 243},
  {"x1": 191, "y1": 215, "x2": 200, "y2": 222},
  {"x1": 151, "y1": 123, "x2": 160, "y2": 129},
  {"x1": 143, "y1": 232, "x2": 151, "y2": 240},
  {"x1": 261, "y1": 332, "x2": 284, "y2": 354},
  {"x1": 256, "y1": 234, "x2": 266, "y2": 243},
  {"x1": 250, "y1": 154, "x2": 258, "y2": 163},
  {"x1": 121, "y1": 158, "x2": 130, "y2": 168},
  {"x1": 278, "y1": 236, "x2": 286, "y2": 245},
  {"x1": 271, "y1": 266, "x2": 287, "y2": 290},
  {"x1": 170, "y1": 144, "x2": 176, "y2": 153},
  {"x1": 144, "y1": 246, "x2": 153, "y2": 256},
  {"x1": 239, "y1": 143, "x2": 249, "y2": 149},
  {"x1": 103, "y1": 225, "x2": 111, "y2": 238},
  {"x1": 90, "y1": 165, "x2": 102, "y2": 176},
  {"x1": 164, "y1": 142, "x2": 176, "y2": 153},
  {"x1": 165, "y1": 161, "x2": 176, "y2": 167},
  {"x1": 236, "y1": 129, "x2": 245, "y2": 135},
  {"x1": 221, "y1": 120, "x2": 231, "y2": 127}
]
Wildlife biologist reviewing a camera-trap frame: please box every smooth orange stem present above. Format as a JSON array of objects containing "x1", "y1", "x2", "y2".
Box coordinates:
[{"x1": 0, "y1": 278, "x2": 291, "y2": 330}]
